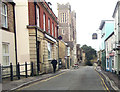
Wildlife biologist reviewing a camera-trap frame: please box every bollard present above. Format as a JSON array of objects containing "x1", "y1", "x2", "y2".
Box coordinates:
[
  {"x1": 25, "y1": 62, "x2": 28, "y2": 78},
  {"x1": 10, "y1": 63, "x2": 13, "y2": 81},
  {"x1": 31, "y1": 62, "x2": 34, "y2": 76},
  {"x1": 17, "y1": 62, "x2": 20, "y2": 79}
]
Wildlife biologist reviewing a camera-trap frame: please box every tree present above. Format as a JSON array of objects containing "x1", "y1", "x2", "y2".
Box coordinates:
[{"x1": 81, "y1": 45, "x2": 97, "y2": 65}]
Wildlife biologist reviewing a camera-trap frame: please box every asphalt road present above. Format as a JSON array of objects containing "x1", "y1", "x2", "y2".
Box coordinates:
[{"x1": 19, "y1": 66, "x2": 107, "y2": 91}]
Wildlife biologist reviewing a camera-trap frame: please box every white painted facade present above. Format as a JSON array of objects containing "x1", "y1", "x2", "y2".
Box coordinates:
[
  {"x1": 0, "y1": 29, "x2": 16, "y2": 65},
  {"x1": 14, "y1": 0, "x2": 30, "y2": 64}
]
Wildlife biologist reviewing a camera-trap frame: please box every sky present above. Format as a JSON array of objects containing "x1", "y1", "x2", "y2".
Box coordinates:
[{"x1": 46, "y1": 0, "x2": 118, "y2": 51}]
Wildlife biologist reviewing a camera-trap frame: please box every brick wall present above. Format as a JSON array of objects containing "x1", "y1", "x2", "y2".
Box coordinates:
[
  {"x1": 1, "y1": 2, "x2": 14, "y2": 32},
  {"x1": 28, "y1": 2, "x2": 58, "y2": 38}
]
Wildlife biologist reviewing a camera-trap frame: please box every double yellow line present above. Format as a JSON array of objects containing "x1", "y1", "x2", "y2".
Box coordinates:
[
  {"x1": 17, "y1": 72, "x2": 67, "y2": 91},
  {"x1": 96, "y1": 70, "x2": 110, "y2": 92}
]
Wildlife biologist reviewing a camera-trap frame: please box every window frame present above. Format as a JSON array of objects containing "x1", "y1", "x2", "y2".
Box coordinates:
[
  {"x1": 43, "y1": 13, "x2": 46, "y2": 31},
  {"x1": 52, "y1": 22, "x2": 54, "y2": 36},
  {"x1": 1, "y1": 3, "x2": 8, "y2": 28},
  {"x1": 2, "y1": 43, "x2": 10, "y2": 66},
  {"x1": 36, "y1": 5, "x2": 40, "y2": 27},
  {"x1": 48, "y1": 42, "x2": 52, "y2": 60},
  {"x1": 48, "y1": 18, "x2": 50, "y2": 34}
]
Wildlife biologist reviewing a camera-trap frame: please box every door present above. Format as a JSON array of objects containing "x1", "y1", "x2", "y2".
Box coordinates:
[{"x1": 37, "y1": 41, "x2": 40, "y2": 72}]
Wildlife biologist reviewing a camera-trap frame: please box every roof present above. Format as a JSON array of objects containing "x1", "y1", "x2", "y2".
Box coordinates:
[
  {"x1": 112, "y1": 1, "x2": 120, "y2": 18},
  {"x1": 99, "y1": 20, "x2": 114, "y2": 30}
]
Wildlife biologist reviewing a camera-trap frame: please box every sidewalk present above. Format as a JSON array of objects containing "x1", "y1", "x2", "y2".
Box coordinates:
[
  {"x1": 101, "y1": 68, "x2": 120, "y2": 89},
  {"x1": 2, "y1": 69, "x2": 69, "y2": 91},
  {"x1": 95, "y1": 66, "x2": 120, "y2": 91}
]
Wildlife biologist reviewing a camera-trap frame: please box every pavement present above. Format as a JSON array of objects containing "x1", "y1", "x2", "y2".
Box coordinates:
[
  {"x1": 94, "y1": 64, "x2": 120, "y2": 91},
  {"x1": 2, "y1": 69, "x2": 69, "y2": 91},
  {"x1": 15, "y1": 66, "x2": 106, "y2": 91}
]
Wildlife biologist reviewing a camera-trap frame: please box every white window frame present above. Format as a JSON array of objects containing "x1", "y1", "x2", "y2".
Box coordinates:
[
  {"x1": 2, "y1": 43, "x2": 10, "y2": 66},
  {"x1": 36, "y1": 5, "x2": 40, "y2": 27},
  {"x1": 48, "y1": 18, "x2": 50, "y2": 34},
  {"x1": 52, "y1": 23, "x2": 54, "y2": 36},
  {"x1": 1, "y1": 3, "x2": 8, "y2": 28},
  {"x1": 48, "y1": 42, "x2": 52, "y2": 59},
  {"x1": 43, "y1": 13, "x2": 46, "y2": 31}
]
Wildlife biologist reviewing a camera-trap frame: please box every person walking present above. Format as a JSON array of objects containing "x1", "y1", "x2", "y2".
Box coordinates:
[{"x1": 51, "y1": 59, "x2": 57, "y2": 73}]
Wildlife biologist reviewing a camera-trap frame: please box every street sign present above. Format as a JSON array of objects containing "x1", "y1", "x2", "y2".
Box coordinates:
[
  {"x1": 92, "y1": 33, "x2": 97, "y2": 39},
  {"x1": 58, "y1": 36, "x2": 62, "y2": 40}
]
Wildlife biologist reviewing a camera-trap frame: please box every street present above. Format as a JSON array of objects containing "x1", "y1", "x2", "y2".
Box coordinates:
[{"x1": 18, "y1": 66, "x2": 108, "y2": 91}]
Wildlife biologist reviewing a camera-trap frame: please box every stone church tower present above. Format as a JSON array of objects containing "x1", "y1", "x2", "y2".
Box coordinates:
[{"x1": 57, "y1": 3, "x2": 77, "y2": 64}]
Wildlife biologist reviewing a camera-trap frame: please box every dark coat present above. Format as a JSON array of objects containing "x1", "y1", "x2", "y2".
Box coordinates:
[{"x1": 51, "y1": 59, "x2": 57, "y2": 66}]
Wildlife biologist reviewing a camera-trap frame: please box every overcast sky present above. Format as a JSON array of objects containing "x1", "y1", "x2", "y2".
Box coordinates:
[{"x1": 46, "y1": 0, "x2": 118, "y2": 51}]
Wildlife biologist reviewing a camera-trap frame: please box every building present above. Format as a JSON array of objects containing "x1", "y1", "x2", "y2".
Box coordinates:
[
  {"x1": 58, "y1": 40, "x2": 68, "y2": 69},
  {"x1": 105, "y1": 32, "x2": 115, "y2": 72},
  {"x1": 76, "y1": 44, "x2": 82, "y2": 63},
  {"x1": 27, "y1": 1, "x2": 58, "y2": 74},
  {"x1": 0, "y1": 1, "x2": 16, "y2": 67},
  {"x1": 57, "y1": 3, "x2": 77, "y2": 66},
  {"x1": 99, "y1": 20, "x2": 114, "y2": 70},
  {"x1": 112, "y1": 1, "x2": 120, "y2": 74},
  {"x1": 97, "y1": 50, "x2": 102, "y2": 65}
]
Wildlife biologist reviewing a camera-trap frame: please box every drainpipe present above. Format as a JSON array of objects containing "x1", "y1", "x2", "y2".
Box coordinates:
[
  {"x1": 34, "y1": 2, "x2": 39, "y2": 74},
  {"x1": 12, "y1": 2, "x2": 18, "y2": 71},
  {"x1": 57, "y1": 25, "x2": 59, "y2": 70}
]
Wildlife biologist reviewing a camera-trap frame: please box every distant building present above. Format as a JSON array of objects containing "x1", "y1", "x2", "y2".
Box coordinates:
[
  {"x1": 105, "y1": 32, "x2": 115, "y2": 72},
  {"x1": 99, "y1": 20, "x2": 114, "y2": 70},
  {"x1": 57, "y1": 3, "x2": 77, "y2": 65}
]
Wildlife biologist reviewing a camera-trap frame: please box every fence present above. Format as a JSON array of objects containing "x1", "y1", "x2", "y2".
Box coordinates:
[{"x1": 2, "y1": 62, "x2": 41, "y2": 81}]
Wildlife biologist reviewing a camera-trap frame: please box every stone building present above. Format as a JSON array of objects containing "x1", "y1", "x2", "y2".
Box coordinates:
[
  {"x1": 28, "y1": 1, "x2": 58, "y2": 74},
  {"x1": 57, "y1": 3, "x2": 77, "y2": 65}
]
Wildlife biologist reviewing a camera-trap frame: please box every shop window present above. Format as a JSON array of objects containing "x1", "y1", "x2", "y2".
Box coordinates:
[{"x1": 48, "y1": 42, "x2": 52, "y2": 59}]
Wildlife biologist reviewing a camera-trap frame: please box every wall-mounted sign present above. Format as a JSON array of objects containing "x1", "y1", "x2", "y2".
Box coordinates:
[
  {"x1": 58, "y1": 36, "x2": 62, "y2": 40},
  {"x1": 92, "y1": 33, "x2": 97, "y2": 39}
]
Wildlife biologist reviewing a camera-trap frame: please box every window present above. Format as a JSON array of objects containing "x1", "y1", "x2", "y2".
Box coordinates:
[
  {"x1": 107, "y1": 59, "x2": 109, "y2": 68},
  {"x1": 61, "y1": 13, "x2": 62, "y2": 23},
  {"x1": 36, "y1": 6, "x2": 40, "y2": 27},
  {"x1": 2, "y1": 43, "x2": 9, "y2": 66},
  {"x1": 63, "y1": 13, "x2": 64, "y2": 23},
  {"x1": 48, "y1": 18, "x2": 50, "y2": 33},
  {"x1": 1, "y1": 3, "x2": 8, "y2": 28},
  {"x1": 65, "y1": 13, "x2": 66, "y2": 23},
  {"x1": 112, "y1": 59, "x2": 114, "y2": 68},
  {"x1": 48, "y1": 43, "x2": 52, "y2": 59},
  {"x1": 62, "y1": 29, "x2": 64, "y2": 35},
  {"x1": 52, "y1": 23, "x2": 54, "y2": 36},
  {"x1": 55, "y1": 26, "x2": 57, "y2": 38},
  {"x1": 43, "y1": 13, "x2": 46, "y2": 31}
]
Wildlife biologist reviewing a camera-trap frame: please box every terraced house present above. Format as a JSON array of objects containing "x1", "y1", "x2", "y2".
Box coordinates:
[{"x1": 0, "y1": 1, "x2": 16, "y2": 68}]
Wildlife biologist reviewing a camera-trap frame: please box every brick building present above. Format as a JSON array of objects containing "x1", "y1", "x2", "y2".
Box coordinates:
[
  {"x1": 27, "y1": 1, "x2": 58, "y2": 73},
  {"x1": 0, "y1": 1, "x2": 16, "y2": 66},
  {"x1": 0, "y1": 1, "x2": 17, "y2": 76}
]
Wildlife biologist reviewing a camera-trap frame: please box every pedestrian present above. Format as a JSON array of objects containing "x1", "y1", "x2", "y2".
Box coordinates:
[{"x1": 51, "y1": 59, "x2": 57, "y2": 73}]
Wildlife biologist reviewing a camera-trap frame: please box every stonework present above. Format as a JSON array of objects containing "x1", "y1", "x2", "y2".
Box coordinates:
[{"x1": 57, "y1": 3, "x2": 77, "y2": 64}]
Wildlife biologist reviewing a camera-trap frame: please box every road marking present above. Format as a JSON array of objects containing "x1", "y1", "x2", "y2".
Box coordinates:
[
  {"x1": 17, "y1": 72, "x2": 67, "y2": 91},
  {"x1": 96, "y1": 70, "x2": 110, "y2": 92},
  {"x1": 101, "y1": 81, "x2": 106, "y2": 91}
]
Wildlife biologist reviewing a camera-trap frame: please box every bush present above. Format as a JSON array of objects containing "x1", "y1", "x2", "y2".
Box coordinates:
[{"x1": 85, "y1": 61, "x2": 93, "y2": 66}]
